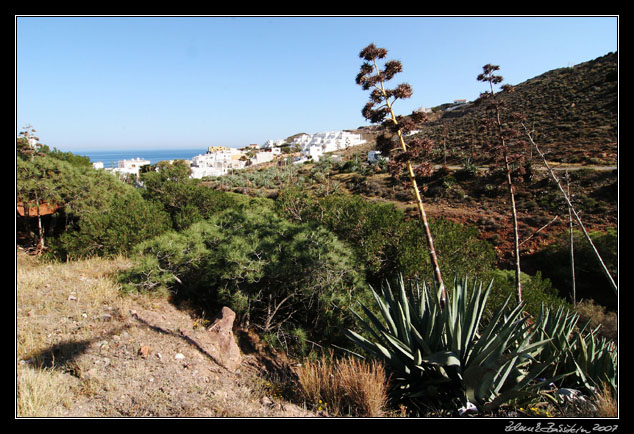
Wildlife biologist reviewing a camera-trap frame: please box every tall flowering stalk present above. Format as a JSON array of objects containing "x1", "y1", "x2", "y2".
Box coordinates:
[
  {"x1": 355, "y1": 43, "x2": 445, "y2": 306},
  {"x1": 523, "y1": 124, "x2": 617, "y2": 296},
  {"x1": 476, "y1": 64, "x2": 526, "y2": 304}
]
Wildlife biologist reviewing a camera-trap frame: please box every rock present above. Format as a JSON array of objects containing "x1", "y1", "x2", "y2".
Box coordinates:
[
  {"x1": 175, "y1": 353, "x2": 186, "y2": 360},
  {"x1": 98, "y1": 314, "x2": 113, "y2": 322},
  {"x1": 138, "y1": 345, "x2": 151, "y2": 358},
  {"x1": 557, "y1": 388, "x2": 597, "y2": 412},
  {"x1": 208, "y1": 307, "x2": 242, "y2": 372},
  {"x1": 208, "y1": 307, "x2": 236, "y2": 333},
  {"x1": 458, "y1": 401, "x2": 478, "y2": 416}
]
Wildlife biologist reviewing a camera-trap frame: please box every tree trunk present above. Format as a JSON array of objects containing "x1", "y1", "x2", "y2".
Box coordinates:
[{"x1": 35, "y1": 194, "x2": 45, "y2": 253}]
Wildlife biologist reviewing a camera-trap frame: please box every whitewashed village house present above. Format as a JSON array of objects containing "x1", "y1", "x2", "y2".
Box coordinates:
[
  {"x1": 112, "y1": 157, "x2": 151, "y2": 177},
  {"x1": 261, "y1": 139, "x2": 285, "y2": 152},
  {"x1": 190, "y1": 146, "x2": 246, "y2": 179},
  {"x1": 93, "y1": 130, "x2": 367, "y2": 180},
  {"x1": 190, "y1": 130, "x2": 365, "y2": 177},
  {"x1": 290, "y1": 131, "x2": 366, "y2": 163}
]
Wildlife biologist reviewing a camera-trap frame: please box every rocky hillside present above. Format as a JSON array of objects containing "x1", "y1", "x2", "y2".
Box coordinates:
[{"x1": 373, "y1": 51, "x2": 618, "y2": 166}]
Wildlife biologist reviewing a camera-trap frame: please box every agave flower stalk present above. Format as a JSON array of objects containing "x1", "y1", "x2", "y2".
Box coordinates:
[
  {"x1": 355, "y1": 43, "x2": 445, "y2": 306},
  {"x1": 477, "y1": 64, "x2": 525, "y2": 305},
  {"x1": 523, "y1": 124, "x2": 617, "y2": 295}
]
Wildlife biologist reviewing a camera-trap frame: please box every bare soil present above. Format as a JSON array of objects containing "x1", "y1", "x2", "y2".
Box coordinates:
[{"x1": 16, "y1": 249, "x2": 318, "y2": 418}]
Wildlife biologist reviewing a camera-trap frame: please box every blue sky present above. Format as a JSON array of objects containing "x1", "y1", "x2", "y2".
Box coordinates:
[{"x1": 16, "y1": 15, "x2": 618, "y2": 151}]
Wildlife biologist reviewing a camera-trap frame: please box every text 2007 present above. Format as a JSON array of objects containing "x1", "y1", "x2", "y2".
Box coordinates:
[{"x1": 592, "y1": 426, "x2": 618, "y2": 433}]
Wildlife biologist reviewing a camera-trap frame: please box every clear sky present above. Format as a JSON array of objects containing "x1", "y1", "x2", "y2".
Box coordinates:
[{"x1": 16, "y1": 15, "x2": 618, "y2": 151}]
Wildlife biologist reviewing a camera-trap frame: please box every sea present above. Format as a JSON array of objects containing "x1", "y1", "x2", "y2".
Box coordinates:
[{"x1": 74, "y1": 148, "x2": 207, "y2": 169}]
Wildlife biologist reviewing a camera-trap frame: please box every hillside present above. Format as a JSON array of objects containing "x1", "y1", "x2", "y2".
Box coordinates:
[
  {"x1": 215, "y1": 52, "x2": 618, "y2": 309},
  {"x1": 416, "y1": 51, "x2": 618, "y2": 166}
]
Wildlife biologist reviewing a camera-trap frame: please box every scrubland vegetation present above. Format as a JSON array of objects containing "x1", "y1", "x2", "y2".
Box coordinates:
[{"x1": 16, "y1": 45, "x2": 617, "y2": 418}]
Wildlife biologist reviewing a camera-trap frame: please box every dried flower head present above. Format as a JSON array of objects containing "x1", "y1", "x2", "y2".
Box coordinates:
[
  {"x1": 477, "y1": 64, "x2": 504, "y2": 85},
  {"x1": 359, "y1": 43, "x2": 388, "y2": 61}
]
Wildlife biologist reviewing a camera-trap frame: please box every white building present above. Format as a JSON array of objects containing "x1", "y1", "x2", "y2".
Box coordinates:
[
  {"x1": 190, "y1": 147, "x2": 248, "y2": 179},
  {"x1": 290, "y1": 131, "x2": 366, "y2": 162},
  {"x1": 249, "y1": 150, "x2": 275, "y2": 165},
  {"x1": 261, "y1": 139, "x2": 284, "y2": 156},
  {"x1": 112, "y1": 157, "x2": 151, "y2": 177},
  {"x1": 415, "y1": 106, "x2": 433, "y2": 114}
]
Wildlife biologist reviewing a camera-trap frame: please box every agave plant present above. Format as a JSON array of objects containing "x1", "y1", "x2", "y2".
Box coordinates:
[
  {"x1": 535, "y1": 304, "x2": 618, "y2": 397},
  {"x1": 570, "y1": 328, "x2": 618, "y2": 396},
  {"x1": 534, "y1": 305, "x2": 582, "y2": 380},
  {"x1": 345, "y1": 276, "x2": 554, "y2": 412}
]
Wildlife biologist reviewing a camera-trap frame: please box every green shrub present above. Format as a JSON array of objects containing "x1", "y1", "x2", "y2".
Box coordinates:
[
  {"x1": 316, "y1": 194, "x2": 407, "y2": 284},
  {"x1": 276, "y1": 191, "x2": 497, "y2": 288},
  {"x1": 48, "y1": 186, "x2": 171, "y2": 260},
  {"x1": 274, "y1": 185, "x2": 318, "y2": 223},
  {"x1": 530, "y1": 228, "x2": 617, "y2": 308},
  {"x1": 140, "y1": 161, "x2": 238, "y2": 231},
  {"x1": 485, "y1": 269, "x2": 569, "y2": 319},
  {"x1": 399, "y1": 218, "x2": 498, "y2": 285},
  {"x1": 17, "y1": 154, "x2": 171, "y2": 260},
  {"x1": 120, "y1": 204, "x2": 370, "y2": 352}
]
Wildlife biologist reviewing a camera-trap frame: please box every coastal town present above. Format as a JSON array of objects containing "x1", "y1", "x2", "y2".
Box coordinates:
[{"x1": 93, "y1": 130, "x2": 368, "y2": 179}]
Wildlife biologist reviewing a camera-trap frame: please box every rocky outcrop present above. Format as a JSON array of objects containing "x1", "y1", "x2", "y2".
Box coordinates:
[
  {"x1": 206, "y1": 307, "x2": 242, "y2": 372},
  {"x1": 131, "y1": 305, "x2": 242, "y2": 373}
]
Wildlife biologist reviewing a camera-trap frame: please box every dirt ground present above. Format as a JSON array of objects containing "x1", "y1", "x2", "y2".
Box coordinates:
[{"x1": 15, "y1": 249, "x2": 318, "y2": 418}]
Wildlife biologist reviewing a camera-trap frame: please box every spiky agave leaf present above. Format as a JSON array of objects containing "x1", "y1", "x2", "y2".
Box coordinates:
[{"x1": 345, "y1": 275, "x2": 554, "y2": 411}]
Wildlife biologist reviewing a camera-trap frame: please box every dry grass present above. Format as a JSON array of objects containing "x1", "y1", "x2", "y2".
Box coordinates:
[
  {"x1": 16, "y1": 248, "x2": 318, "y2": 418},
  {"x1": 16, "y1": 365, "x2": 75, "y2": 417},
  {"x1": 295, "y1": 352, "x2": 390, "y2": 417},
  {"x1": 16, "y1": 249, "x2": 132, "y2": 417},
  {"x1": 594, "y1": 382, "x2": 618, "y2": 418},
  {"x1": 16, "y1": 250, "x2": 131, "y2": 363}
]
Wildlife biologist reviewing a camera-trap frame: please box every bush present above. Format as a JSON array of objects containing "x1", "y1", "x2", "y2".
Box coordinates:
[
  {"x1": 48, "y1": 185, "x2": 171, "y2": 260},
  {"x1": 120, "y1": 204, "x2": 370, "y2": 352},
  {"x1": 17, "y1": 155, "x2": 172, "y2": 260},
  {"x1": 485, "y1": 269, "x2": 569, "y2": 319},
  {"x1": 276, "y1": 191, "x2": 497, "y2": 288},
  {"x1": 530, "y1": 228, "x2": 617, "y2": 309},
  {"x1": 140, "y1": 161, "x2": 238, "y2": 231},
  {"x1": 574, "y1": 299, "x2": 617, "y2": 340},
  {"x1": 398, "y1": 218, "x2": 498, "y2": 285},
  {"x1": 316, "y1": 194, "x2": 408, "y2": 284}
]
